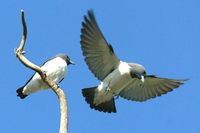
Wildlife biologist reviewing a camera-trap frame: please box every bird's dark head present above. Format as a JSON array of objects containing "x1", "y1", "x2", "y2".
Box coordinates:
[
  {"x1": 129, "y1": 63, "x2": 146, "y2": 82},
  {"x1": 56, "y1": 54, "x2": 75, "y2": 65}
]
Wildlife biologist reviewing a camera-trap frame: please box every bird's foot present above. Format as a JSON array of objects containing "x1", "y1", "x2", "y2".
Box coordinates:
[
  {"x1": 105, "y1": 81, "x2": 111, "y2": 92},
  {"x1": 42, "y1": 71, "x2": 47, "y2": 79},
  {"x1": 105, "y1": 87, "x2": 111, "y2": 94}
]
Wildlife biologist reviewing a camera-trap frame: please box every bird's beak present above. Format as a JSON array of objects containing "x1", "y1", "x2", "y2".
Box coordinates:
[
  {"x1": 69, "y1": 60, "x2": 75, "y2": 65},
  {"x1": 141, "y1": 75, "x2": 145, "y2": 83}
]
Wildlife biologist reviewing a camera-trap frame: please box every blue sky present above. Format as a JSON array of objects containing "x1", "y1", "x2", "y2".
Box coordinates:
[{"x1": 0, "y1": 0, "x2": 199, "y2": 133}]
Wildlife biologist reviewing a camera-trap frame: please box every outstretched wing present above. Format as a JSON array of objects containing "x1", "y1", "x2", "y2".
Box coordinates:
[
  {"x1": 80, "y1": 10, "x2": 120, "y2": 81},
  {"x1": 119, "y1": 76, "x2": 187, "y2": 101}
]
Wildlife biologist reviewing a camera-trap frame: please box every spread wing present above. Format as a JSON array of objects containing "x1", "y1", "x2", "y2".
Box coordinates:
[
  {"x1": 80, "y1": 10, "x2": 120, "y2": 81},
  {"x1": 119, "y1": 76, "x2": 187, "y2": 101}
]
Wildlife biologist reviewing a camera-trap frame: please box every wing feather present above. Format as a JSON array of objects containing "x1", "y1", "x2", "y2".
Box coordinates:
[
  {"x1": 81, "y1": 10, "x2": 120, "y2": 80},
  {"x1": 119, "y1": 76, "x2": 187, "y2": 102}
]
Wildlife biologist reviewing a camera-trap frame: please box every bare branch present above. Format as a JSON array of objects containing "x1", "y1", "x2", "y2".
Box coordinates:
[{"x1": 16, "y1": 10, "x2": 68, "y2": 133}]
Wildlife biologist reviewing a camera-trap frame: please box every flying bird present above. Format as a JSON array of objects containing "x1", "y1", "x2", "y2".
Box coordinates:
[
  {"x1": 80, "y1": 10, "x2": 187, "y2": 113},
  {"x1": 17, "y1": 54, "x2": 74, "y2": 99}
]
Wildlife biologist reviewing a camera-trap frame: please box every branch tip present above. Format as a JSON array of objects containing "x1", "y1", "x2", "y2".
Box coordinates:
[{"x1": 18, "y1": 9, "x2": 27, "y2": 51}]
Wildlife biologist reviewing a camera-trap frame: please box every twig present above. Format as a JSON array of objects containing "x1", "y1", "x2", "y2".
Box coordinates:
[{"x1": 15, "y1": 10, "x2": 68, "y2": 133}]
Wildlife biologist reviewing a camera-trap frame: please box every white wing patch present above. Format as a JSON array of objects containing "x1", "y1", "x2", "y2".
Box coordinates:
[{"x1": 118, "y1": 61, "x2": 131, "y2": 75}]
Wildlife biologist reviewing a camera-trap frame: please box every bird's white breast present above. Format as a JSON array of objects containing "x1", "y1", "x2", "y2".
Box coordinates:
[
  {"x1": 41, "y1": 57, "x2": 67, "y2": 83},
  {"x1": 107, "y1": 61, "x2": 132, "y2": 92},
  {"x1": 98, "y1": 61, "x2": 131, "y2": 90},
  {"x1": 95, "y1": 61, "x2": 132, "y2": 104},
  {"x1": 23, "y1": 57, "x2": 67, "y2": 95}
]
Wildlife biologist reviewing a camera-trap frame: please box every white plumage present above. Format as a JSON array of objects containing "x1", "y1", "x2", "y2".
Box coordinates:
[
  {"x1": 23, "y1": 57, "x2": 67, "y2": 95},
  {"x1": 94, "y1": 62, "x2": 132, "y2": 105}
]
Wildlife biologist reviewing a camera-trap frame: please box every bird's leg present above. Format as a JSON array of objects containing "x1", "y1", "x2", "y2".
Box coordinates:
[{"x1": 105, "y1": 81, "x2": 111, "y2": 93}]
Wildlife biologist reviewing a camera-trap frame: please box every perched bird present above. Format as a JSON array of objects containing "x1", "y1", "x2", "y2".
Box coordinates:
[
  {"x1": 17, "y1": 54, "x2": 74, "y2": 99},
  {"x1": 80, "y1": 10, "x2": 188, "y2": 113}
]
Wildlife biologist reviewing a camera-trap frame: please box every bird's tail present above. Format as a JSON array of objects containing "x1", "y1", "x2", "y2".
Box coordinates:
[
  {"x1": 16, "y1": 86, "x2": 28, "y2": 99},
  {"x1": 82, "y1": 86, "x2": 116, "y2": 113}
]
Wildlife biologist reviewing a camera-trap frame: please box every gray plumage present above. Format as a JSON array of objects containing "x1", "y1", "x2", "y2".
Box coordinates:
[{"x1": 81, "y1": 11, "x2": 120, "y2": 81}]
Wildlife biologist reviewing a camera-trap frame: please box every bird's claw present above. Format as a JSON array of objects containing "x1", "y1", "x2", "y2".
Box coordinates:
[
  {"x1": 42, "y1": 71, "x2": 47, "y2": 78},
  {"x1": 43, "y1": 70, "x2": 47, "y2": 74}
]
